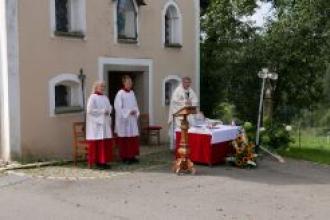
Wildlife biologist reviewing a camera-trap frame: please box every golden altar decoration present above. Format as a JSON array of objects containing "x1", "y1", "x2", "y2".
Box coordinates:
[{"x1": 172, "y1": 106, "x2": 197, "y2": 174}]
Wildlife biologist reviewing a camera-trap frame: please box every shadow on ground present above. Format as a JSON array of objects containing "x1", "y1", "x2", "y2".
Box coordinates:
[{"x1": 141, "y1": 151, "x2": 330, "y2": 186}]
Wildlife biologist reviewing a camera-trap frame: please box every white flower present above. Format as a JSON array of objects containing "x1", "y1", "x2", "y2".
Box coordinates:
[
  {"x1": 285, "y1": 125, "x2": 292, "y2": 131},
  {"x1": 260, "y1": 127, "x2": 266, "y2": 132},
  {"x1": 247, "y1": 160, "x2": 257, "y2": 166}
]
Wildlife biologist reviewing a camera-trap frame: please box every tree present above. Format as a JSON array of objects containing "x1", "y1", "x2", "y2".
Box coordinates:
[
  {"x1": 200, "y1": 0, "x2": 210, "y2": 13},
  {"x1": 201, "y1": 0, "x2": 263, "y2": 122},
  {"x1": 263, "y1": 0, "x2": 330, "y2": 121},
  {"x1": 201, "y1": 0, "x2": 330, "y2": 123}
]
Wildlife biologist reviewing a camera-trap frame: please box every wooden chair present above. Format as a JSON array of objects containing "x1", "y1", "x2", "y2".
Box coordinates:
[
  {"x1": 140, "y1": 113, "x2": 162, "y2": 146},
  {"x1": 72, "y1": 122, "x2": 88, "y2": 166}
]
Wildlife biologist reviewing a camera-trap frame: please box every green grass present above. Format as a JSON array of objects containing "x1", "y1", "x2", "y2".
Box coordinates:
[
  {"x1": 278, "y1": 129, "x2": 330, "y2": 165},
  {"x1": 278, "y1": 147, "x2": 330, "y2": 165},
  {"x1": 291, "y1": 129, "x2": 330, "y2": 150}
]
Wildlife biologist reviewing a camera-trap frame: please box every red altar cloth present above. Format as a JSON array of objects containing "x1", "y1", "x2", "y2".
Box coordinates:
[{"x1": 176, "y1": 132, "x2": 233, "y2": 166}]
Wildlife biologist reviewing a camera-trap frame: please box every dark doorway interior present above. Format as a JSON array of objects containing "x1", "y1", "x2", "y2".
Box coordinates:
[{"x1": 107, "y1": 71, "x2": 139, "y2": 105}]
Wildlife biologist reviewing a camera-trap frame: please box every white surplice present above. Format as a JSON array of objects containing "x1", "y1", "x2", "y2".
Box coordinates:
[
  {"x1": 114, "y1": 89, "x2": 140, "y2": 137},
  {"x1": 168, "y1": 85, "x2": 199, "y2": 149},
  {"x1": 86, "y1": 94, "x2": 113, "y2": 140}
]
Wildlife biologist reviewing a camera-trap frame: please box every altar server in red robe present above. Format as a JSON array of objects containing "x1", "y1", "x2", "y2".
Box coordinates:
[
  {"x1": 86, "y1": 81, "x2": 113, "y2": 169},
  {"x1": 114, "y1": 75, "x2": 140, "y2": 164}
]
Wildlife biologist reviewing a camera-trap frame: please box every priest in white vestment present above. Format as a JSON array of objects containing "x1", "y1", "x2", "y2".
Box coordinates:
[
  {"x1": 168, "y1": 76, "x2": 199, "y2": 150},
  {"x1": 114, "y1": 75, "x2": 140, "y2": 164},
  {"x1": 86, "y1": 81, "x2": 113, "y2": 169}
]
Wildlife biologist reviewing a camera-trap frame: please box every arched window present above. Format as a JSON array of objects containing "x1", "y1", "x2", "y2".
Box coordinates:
[
  {"x1": 163, "y1": 76, "x2": 181, "y2": 106},
  {"x1": 117, "y1": 0, "x2": 138, "y2": 40},
  {"x1": 52, "y1": 0, "x2": 86, "y2": 38},
  {"x1": 49, "y1": 74, "x2": 83, "y2": 116},
  {"x1": 163, "y1": 2, "x2": 182, "y2": 47}
]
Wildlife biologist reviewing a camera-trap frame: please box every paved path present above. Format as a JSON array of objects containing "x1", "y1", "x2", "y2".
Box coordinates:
[{"x1": 0, "y1": 157, "x2": 330, "y2": 220}]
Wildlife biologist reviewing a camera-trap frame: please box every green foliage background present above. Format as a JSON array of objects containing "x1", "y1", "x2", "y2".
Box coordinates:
[{"x1": 201, "y1": 0, "x2": 330, "y2": 125}]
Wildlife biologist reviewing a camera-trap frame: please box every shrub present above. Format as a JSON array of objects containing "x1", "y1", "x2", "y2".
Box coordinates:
[
  {"x1": 212, "y1": 102, "x2": 237, "y2": 124},
  {"x1": 260, "y1": 119, "x2": 294, "y2": 149},
  {"x1": 241, "y1": 120, "x2": 293, "y2": 150},
  {"x1": 242, "y1": 121, "x2": 256, "y2": 143}
]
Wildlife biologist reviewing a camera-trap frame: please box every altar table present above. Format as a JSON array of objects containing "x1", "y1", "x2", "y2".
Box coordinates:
[{"x1": 176, "y1": 125, "x2": 240, "y2": 165}]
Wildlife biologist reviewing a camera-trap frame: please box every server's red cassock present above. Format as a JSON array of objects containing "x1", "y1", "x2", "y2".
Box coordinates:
[
  {"x1": 116, "y1": 137, "x2": 140, "y2": 160},
  {"x1": 88, "y1": 139, "x2": 113, "y2": 166}
]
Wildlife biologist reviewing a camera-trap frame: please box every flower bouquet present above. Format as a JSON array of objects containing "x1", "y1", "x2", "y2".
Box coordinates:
[{"x1": 228, "y1": 130, "x2": 257, "y2": 168}]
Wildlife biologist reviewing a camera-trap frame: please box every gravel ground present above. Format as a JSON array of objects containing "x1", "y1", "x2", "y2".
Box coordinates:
[
  {"x1": 5, "y1": 149, "x2": 172, "y2": 180},
  {"x1": 0, "y1": 145, "x2": 171, "y2": 178},
  {"x1": 1, "y1": 153, "x2": 330, "y2": 220}
]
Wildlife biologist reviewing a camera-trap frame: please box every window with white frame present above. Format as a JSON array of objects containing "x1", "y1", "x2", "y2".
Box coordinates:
[
  {"x1": 164, "y1": 77, "x2": 180, "y2": 106},
  {"x1": 49, "y1": 74, "x2": 83, "y2": 116},
  {"x1": 52, "y1": 0, "x2": 86, "y2": 38},
  {"x1": 164, "y1": 4, "x2": 182, "y2": 47},
  {"x1": 117, "y1": 0, "x2": 138, "y2": 40}
]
